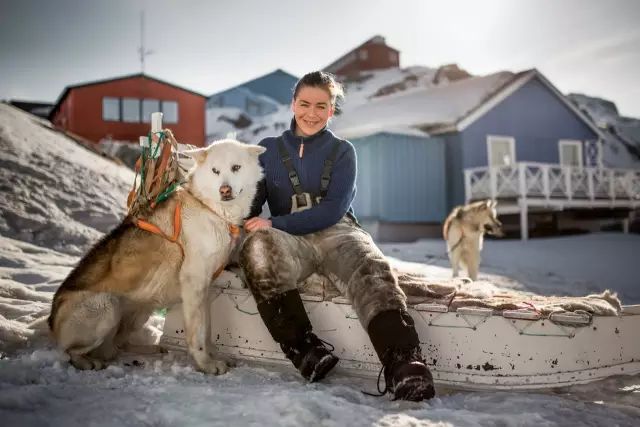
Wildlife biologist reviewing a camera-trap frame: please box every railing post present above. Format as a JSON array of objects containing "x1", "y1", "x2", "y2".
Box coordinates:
[
  {"x1": 490, "y1": 166, "x2": 497, "y2": 200},
  {"x1": 464, "y1": 169, "x2": 471, "y2": 203},
  {"x1": 587, "y1": 168, "x2": 595, "y2": 201},
  {"x1": 609, "y1": 169, "x2": 616, "y2": 202},
  {"x1": 564, "y1": 166, "x2": 573, "y2": 201},
  {"x1": 624, "y1": 171, "x2": 633, "y2": 199},
  {"x1": 518, "y1": 163, "x2": 527, "y2": 198},
  {"x1": 542, "y1": 164, "x2": 550, "y2": 202}
]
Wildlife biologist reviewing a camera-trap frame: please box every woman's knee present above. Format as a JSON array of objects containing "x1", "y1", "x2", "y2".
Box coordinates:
[
  {"x1": 239, "y1": 228, "x2": 278, "y2": 264},
  {"x1": 240, "y1": 228, "x2": 294, "y2": 290}
]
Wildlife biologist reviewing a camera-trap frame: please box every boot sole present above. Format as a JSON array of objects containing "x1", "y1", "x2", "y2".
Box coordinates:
[
  {"x1": 394, "y1": 376, "x2": 436, "y2": 401},
  {"x1": 308, "y1": 354, "x2": 339, "y2": 383}
]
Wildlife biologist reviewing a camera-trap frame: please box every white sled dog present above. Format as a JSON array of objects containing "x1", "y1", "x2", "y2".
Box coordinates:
[
  {"x1": 48, "y1": 139, "x2": 265, "y2": 373},
  {"x1": 443, "y1": 199, "x2": 504, "y2": 281}
]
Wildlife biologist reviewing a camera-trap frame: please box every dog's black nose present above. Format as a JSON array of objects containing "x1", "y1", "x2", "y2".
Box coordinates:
[{"x1": 219, "y1": 185, "x2": 232, "y2": 200}]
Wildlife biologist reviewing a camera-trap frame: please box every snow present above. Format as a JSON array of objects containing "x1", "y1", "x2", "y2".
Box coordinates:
[
  {"x1": 568, "y1": 93, "x2": 640, "y2": 169},
  {"x1": 1, "y1": 102, "x2": 639, "y2": 426},
  {"x1": 332, "y1": 71, "x2": 515, "y2": 139}
]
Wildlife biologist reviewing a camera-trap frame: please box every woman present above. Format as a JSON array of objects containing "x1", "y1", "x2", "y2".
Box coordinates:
[{"x1": 240, "y1": 71, "x2": 434, "y2": 401}]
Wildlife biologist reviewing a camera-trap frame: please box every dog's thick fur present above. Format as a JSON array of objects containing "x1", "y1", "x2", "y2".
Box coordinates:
[
  {"x1": 443, "y1": 199, "x2": 503, "y2": 281},
  {"x1": 48, "y1": 140, "x2": 265, "y2": 373}
]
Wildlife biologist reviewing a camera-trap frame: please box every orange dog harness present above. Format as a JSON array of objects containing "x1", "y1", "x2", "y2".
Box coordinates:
[{"x1": 134, "y1": 202, "x2": 241, "y2": 280}]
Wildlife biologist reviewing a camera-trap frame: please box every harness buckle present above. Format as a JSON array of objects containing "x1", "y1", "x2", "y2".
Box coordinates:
[{"x1": 290, "y1": 193, "x2": 314, "y2": 213}]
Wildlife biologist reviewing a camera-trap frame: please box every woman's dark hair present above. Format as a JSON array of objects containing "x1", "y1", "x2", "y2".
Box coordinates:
[{"x1": 293, "y1": 71, "x2": 344, "y2": 107}]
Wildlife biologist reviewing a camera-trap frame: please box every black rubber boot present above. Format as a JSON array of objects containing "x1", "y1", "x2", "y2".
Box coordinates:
[
  {"x1": 256, "y1": 289, "x2": 338, "y2": 382},
  {"x1": 367, "y1": 309, "x2": 435, "y2": 401}
]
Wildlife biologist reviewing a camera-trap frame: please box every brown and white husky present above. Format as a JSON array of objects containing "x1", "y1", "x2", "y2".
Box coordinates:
[
  {"x1": 48, "y1": 140, "x2": 265, "y2": 373},
  {"x1": 443, "y1": 199, "x2": 504, "y2": 281}
]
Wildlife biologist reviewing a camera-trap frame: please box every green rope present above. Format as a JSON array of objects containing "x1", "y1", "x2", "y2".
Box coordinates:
[{"x1": 155, "y1": 180, "x2": 184, "y2": 205}]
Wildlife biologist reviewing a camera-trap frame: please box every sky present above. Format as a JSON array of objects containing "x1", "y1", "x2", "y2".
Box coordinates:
[{"x1": 1, "y1": 0, "x2": 639, "y2": 116}]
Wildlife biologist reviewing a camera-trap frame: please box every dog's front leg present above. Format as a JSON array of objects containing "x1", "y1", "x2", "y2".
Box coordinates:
[{"x1": 179, "y1": 266, "x2": 228, "y2": 375}]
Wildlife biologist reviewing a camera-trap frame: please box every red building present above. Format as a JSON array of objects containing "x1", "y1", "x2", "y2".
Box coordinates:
[
  {"x1": 323, "y1": 35, "x2": 400, "y2": 77},
  {"x1": 49, "y1": 74, "x2": 206, "y2": 147}
]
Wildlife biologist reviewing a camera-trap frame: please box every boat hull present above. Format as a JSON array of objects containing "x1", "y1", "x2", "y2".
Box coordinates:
[{"x1": 160, "y1": 271, "x2": 640, "y2": 390}]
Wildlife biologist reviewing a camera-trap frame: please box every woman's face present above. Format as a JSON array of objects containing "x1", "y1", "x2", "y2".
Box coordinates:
[{"x1": 291, "y1": 86, "x2": 334, "y2": 137}]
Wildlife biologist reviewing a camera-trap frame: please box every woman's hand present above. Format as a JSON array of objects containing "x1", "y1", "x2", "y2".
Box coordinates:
[{"x1": 244, "y1": 217, "x2": 272, "y2": 232}]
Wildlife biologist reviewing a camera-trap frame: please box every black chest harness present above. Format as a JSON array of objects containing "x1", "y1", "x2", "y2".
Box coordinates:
[{"x1": 277, "y1": 136, "x2": 340, "y2": 213}]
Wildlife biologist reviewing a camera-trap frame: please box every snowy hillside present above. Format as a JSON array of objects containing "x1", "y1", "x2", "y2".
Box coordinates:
[
  {"x1": 1, "y1": 103, "x2": 639, "y2": 426},
  {"x1": 0, "y1": 103, "x2": 134, "y2": 255}
]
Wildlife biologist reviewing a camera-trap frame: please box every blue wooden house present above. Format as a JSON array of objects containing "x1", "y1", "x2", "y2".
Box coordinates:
[
  {"x1": 207, "y1": 69, "x2": 298, "y2": 117},
  {"x1": 334, "y1": 69, "x2": 639, "y2": 241}
]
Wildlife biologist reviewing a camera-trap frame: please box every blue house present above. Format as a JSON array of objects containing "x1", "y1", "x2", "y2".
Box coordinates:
[
  {"x1": 334, "y1": 69, "x2": 639, "y2": 241},
  {"x1": 207, "y1": 69, "x2": 298, "y2": 117}
]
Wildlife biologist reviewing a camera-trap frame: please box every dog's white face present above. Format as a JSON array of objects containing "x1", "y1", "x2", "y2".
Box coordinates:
[{"x1": 187, "y1": 139, "x2": 265, "y2": 203}]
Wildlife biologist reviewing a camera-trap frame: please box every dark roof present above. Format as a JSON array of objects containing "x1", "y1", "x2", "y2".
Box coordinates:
[
  {"x1": 49, "y1": 73, "x2": 206, "y2": 120},
  {"x1": 323, "y1": 35, "x2": 400, "y2": 72},
  {"x1": 9, "y1": 100, "x2": 54, "y2": 119}
]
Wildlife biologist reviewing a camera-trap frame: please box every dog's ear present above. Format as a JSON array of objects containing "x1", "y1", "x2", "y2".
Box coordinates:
[
  {"x1": 490, "y1": 200, "x2": 498, "y2": 209},
  {"x1": 248, "y1": 145, "x2": 266, "y2": 157},
  {"x1": 183, "y1": 147, "x2": 208, "y2": 164},
  {"x1": 485, "y1": 199, "x2": 497, "y2": 209}
]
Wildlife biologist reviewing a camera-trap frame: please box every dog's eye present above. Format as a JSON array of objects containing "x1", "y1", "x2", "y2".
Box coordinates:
[
  {"x1": 231, "y1": 164, "x2": 241, "y2": 172},
  {"x1": 212, "y1": 167, "x2": 220, "y2": 175}
]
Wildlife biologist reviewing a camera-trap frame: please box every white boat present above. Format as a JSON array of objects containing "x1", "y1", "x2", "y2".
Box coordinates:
[{"x1": 160, "y1": 269, "x2": 640, "y2": 391}]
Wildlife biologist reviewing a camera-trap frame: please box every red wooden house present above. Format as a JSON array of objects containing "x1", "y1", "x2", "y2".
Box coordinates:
[
  {"x1": 323, "y1": 35, "x2": 400, "y2": 77},
  {"x1": 49, "y1": 74, "x2": 206, "y2": 146}
]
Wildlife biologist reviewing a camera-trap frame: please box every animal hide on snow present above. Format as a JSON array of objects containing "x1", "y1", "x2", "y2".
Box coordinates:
[{"x1": 296, "y1": 271, "x2": 622, "y2": 318}]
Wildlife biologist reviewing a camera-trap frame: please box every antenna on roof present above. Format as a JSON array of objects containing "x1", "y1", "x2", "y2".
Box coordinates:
[{"x1": 138, "y1": 10, "x2": 155, "y2": 74}]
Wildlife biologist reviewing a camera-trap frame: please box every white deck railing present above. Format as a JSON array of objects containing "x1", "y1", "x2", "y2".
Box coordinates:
[{"x1": 464, "y1": 162, "x2": 640, "y2": 205}]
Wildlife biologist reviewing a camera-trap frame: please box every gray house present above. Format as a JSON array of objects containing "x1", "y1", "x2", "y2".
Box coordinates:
[{"x1": 334, "y1": 69, "x2": 639, "y2": 240}]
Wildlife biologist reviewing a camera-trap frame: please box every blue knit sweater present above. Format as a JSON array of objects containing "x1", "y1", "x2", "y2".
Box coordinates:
[{"x1": 249, "y1": 121, "x2": 357, "y2": 235}]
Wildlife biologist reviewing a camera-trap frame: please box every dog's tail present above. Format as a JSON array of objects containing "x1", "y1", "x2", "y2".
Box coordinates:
[
  {"x1": 443, "y1": 207, "x2": 459, "y2": 240},
  {"x1": 28, "y1": 315, "x2": 50, "y2": 333}
]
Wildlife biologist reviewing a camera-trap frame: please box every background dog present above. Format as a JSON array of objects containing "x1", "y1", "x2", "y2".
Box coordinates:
[
  {"x1": 48, "y1": 140, "x2": 265, "y2": 373},
  {"x1": 443, "y1": 199, "x2": 504, "y2": 281}
]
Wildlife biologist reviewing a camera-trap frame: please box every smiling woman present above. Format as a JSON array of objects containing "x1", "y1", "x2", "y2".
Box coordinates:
[{"x1": 240, "y1": 71, "x2": 436, "y2": 401}]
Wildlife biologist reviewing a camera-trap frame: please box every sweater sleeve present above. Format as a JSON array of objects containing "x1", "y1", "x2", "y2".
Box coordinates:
[
  {"x1": 270, "y1": 141, "x2": 356, "y2": 235},
  {"x1": 247, "y1": 140, "x2": 269, "y2": 219}
]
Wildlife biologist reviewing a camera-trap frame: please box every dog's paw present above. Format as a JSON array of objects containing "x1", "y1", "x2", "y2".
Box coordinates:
[
  {"x1": 70, "y1": 354, "x2": 106, "y2": 371},
  {"x1": 199, "y1": 359, "x2": 229, "y2": 375}
]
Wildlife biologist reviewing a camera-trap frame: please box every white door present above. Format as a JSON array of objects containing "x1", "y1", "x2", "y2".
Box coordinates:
[
  {"x1": 487, "y1": 136, "x2": 516, "y2": 166},
  {"x1": 559, "y1": 140, "x2": 583, "y2": 168}
]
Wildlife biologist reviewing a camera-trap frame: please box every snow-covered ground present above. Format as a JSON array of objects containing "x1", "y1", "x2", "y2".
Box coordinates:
[{"x1": 1, "y1": 103, "x2": 640, "y2": 426}]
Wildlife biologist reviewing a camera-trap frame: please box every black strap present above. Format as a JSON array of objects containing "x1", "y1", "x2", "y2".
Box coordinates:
[
  {"x1": 320, "y1": 140, "x2": 341, "y2": 198},
  {"x1": 276, "y1": 136, "x2": 341, "y2": 199},
  {"x1": 276, "y1": 137, "x2": 305, "y2": 196}
]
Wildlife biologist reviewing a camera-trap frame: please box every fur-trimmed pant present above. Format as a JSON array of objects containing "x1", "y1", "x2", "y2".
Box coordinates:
[{"x1": 239, "y1": 216, "x2": 407, "y2": 328}]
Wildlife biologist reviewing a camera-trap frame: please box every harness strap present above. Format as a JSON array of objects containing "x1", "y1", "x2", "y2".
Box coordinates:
[
  {"x1": 320, "y1": 140, "x2": 341, "y2": 198},
  {"x1": 277, "y1": 137, "x2": 305, "y2": 196},
  {"x1": 134, "y1": 203, "x2": 241, "y2": 280},
  {"x1": 135, "y1": 202, "x2": 185, "y2": 257}
]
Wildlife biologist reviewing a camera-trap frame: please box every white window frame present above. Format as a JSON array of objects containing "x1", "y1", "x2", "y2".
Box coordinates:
[
  {"x1": 486, "y1": 135, "x2": 516, "y2": 167},
  {"x1": 559, "y1": 139, "x2": 583, "y2": 169}
]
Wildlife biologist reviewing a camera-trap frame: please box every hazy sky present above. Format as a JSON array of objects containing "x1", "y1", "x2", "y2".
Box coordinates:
[{"x1": 1, "y1": 0, "x2": 639, "y2": 116}]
